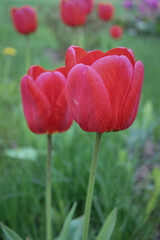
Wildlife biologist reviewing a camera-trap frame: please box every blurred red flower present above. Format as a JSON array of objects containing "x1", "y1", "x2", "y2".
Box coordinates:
[
  {"x1": 82, "y1": 0, "x2": 94, "y2": 14},
  {"x1": 21, "y1": 65, "x2": 72, "y2": 134},
  {"x1": 60, "y1": 0, "x2": 88, "y2": 27},
  {"x1": 11, "y1": 5, "x2": 37, "y2": 35},
  {"x1": 65, "y1": 46, "x2": 144, "y2": 133},
  {"x1": 98, "y1": 2, "x2": 114, "y2": 21},
  {"x1": 110, "y1": 25, "x2": 123, "y2": 39}
]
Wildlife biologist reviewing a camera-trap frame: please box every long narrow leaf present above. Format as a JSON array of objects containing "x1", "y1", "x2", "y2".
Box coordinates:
[
  {"x1": 96, "y1": 208, "x2": 117, "y2": 240},
  {"x1": 68, "y1": 216, "x2": 84, "y2": 240},
  {"x1": 0, "y1": 222, "x2": 23, "y2": 240},
  {"x1": 56, "y1": 202, "x2": 77, "y2": 240}
]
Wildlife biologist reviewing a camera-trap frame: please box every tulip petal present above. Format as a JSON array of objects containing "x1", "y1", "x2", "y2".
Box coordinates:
[
  {"x1": 54, "y1": 88, "x2": 73, "y2": 132},
  {"x1": 66, "y1": 64, "x2": 112, "y2": 133},
  {"x1": 103, "y1": 47, "x2": 135, "y2": 67},
  {"x1": 92, "y1": 55, "x2": 133, "y2": 130},
  {"x1": 21, "y1": 75, "x2": 51, "y2": 134},
  {"x1": 27, "y1": 65, "x2": 46, "y2": 81},
  {"x1": 36, "y1": 72, "x2": 72, "y2": 133},
  {"x1": 79, "y1": 50, "x2": 104, "y2": 65},
  {"x1": 128, "y1": 49, "x2": 135, "y2": 62},
  {"x1": 65, "y1": 45, "x2": 87, "y2": 74},
  {"x1": 54, "y1": 66, "x2": 67, "y2": 78},
  {"x1": 123, "y1": 61, "x2": 144, "y2": 129}
]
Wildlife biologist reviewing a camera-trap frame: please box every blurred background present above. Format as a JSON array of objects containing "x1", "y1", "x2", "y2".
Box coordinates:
[{"x1": 0, "y1": 0, "x2": 160, "y2": 239}]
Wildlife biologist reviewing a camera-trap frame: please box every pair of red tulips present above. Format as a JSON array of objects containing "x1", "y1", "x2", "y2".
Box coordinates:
[
  {"x1": 21, "y1": 46, "x2": 144, "y2": 135},
  {"x1": 60, "y1": 1, "x2": 115, "y2": 27}
]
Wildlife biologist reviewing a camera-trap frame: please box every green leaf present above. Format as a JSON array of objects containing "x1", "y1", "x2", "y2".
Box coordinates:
[
  {"x1": 0, "y1": 222, "x2": 23, "y2": 240},
  {"x1": 5, "y1": 147, "x2": 38, "y2": 161},
  {"x1": 68, "y1": 216, "x2": 84, "y2": 240},
  {"x1": 96, "y1": 208, "x2": 117, "y2": 240},
  {"x1": 56, "y1": 202, "x2": 77, "y2": 240}
]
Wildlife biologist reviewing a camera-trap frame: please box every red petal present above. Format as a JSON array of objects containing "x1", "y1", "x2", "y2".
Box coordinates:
[
  {"x1": 65, "y1": 45, "x2": 87, "y2": 74},
  {"x1": 103, "y1": 47, "x2": 136, "y2": 67},
  {"x1": 54, "y1": 66, "x2": 67, "y2": 78},
  {"x1": 92, "y1": 55, "x2": 133, "y2": 131},
  {"x1": 21, "y1": 75, "x2": 51, "y2": 134},
  {"x1": 36, "y1": 72, "x2": 72, "y2": 133},
  {"x1": 128, "y1": 49, "x2": 135, "y2": 62},
  {"x1": 79, "y1": 50, "x2": 104, "y2": 65},
  {"x1": 27, "y1": 65, "x2": 47, "y2": 81},
  {"x1": 123, "y1": 61, "x2": 144, "y2": 129},
  {"x1": 66, "y1": 64, "x2": 112, "y2": 133}
]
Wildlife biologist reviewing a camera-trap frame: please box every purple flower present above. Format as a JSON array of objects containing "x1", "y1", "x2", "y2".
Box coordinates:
[
  {"x1": 138, "y1": 1, "x2": 147, "y2": 14},
  {"x1": 145, "y1": 0, "x2": 159, "y2": 10},
  {"x1": 123, "y1": 0, "x2": 134, "y2": 10}
]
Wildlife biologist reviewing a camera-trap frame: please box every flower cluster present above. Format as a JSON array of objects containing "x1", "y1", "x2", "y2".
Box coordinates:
[{"x1": 21, "y1": 46, "x2": 144, "y2": 135}]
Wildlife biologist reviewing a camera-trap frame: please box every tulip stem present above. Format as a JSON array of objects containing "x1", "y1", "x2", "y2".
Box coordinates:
[
  {"x1": 25, "y1": 35, "x2": 31, "y2": 71},
  {"x1": 82, "y1": 132, "x2": 102, "y2": 240},
  {"x1": 78, "y1": 26, "x2": 84, "y2": 48},
  {"x1": 46, "y1": 134, "x2": 52, "y2": 240}
]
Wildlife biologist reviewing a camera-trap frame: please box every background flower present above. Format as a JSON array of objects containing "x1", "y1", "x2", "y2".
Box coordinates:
[
  {"x1": 97, "y1": 2, "x2": 114, "y2": 21},
  {"x1": 110, "y1": 25, "x2": 123, "y2": 39},
  {"x1": 60, "y1": 0, "x2": 87, "y2": 27},
  {"x1": 11, "y1": 5, "x2": 37, "y2": 35}
]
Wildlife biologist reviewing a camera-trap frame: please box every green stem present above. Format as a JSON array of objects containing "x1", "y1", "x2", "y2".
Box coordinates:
[
  {"x1": 77, "y1": 26, "x2": 84, "y2": 48},
  {"x1": 25, "y1": 35, "x2": 30, "y2": 71},
  {"x1": 82, "y1": 132, "x2": 102, "y2": 240},
  {"x1": 3, "y1": 56, "x2": 11, "y2": 81},
  {"x1": 46, "y1": 134, "x2": 52, "y2": 240},
  {"x1": 72, "y1": 28, "x2": 77, "y2": 45}
]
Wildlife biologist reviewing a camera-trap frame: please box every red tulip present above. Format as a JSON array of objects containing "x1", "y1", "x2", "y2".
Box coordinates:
[
  {"x1": 65, "y1": 46, "x2": 144, "y2": 133},
  {"x1": 11, "y1": 5, "x2": 37, "y2": 35},
  {"x1": 110, "y1": 25, "x2": 123, "y2": 39},
  {"x1": 82, "y1": 0, "x2": 94, "y2": 14},
  {"x1": 98, "y1": 2, "x2": 114, "y2": 21},
  {"x1": 60, "y1": 0, "x2": 87, "y2": 27},
  {"x1": 21, "y1": 65, "x2": 72, "y2": 134}
]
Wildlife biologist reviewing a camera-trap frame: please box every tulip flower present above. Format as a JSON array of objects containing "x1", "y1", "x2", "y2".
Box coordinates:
[
  {"x1": 11, "y1": 5, "x2": 38, "y2": 71},
  {"x1": 11, "y1": 5, "x2": 37, "y2": 35},
  {"x1": 65, "y1": 45, "x2": 144, "y2": 133},
  {"x1": 21, "y1": 65, "x2": 72, "y2": 240},
  {"x1": 82, "y1": 0, "x2": 94, "y2": 14},
  {"x1": 21, "y1": 65, "x2": 72, "y2": 134},
  {"x1": 60, "y1": 0, "x2": 87, "y2": 27},
  {"x1": 98, "y1": 2, "x2": 114, "y2": 21},
  {"x1": 110, "y1": 25, "x2": 123, "y2": 39},
  {"x1": 65, "y1": 46, "x2": 144, "y2": 240}
]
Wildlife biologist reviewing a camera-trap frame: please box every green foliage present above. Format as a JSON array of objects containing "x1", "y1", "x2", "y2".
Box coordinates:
[
  {"x1": 0, "y1": 223, "x2": 23, "y2": 240},
  {"x1": 68, "y1": 216, "x2": 84, "y2": 240},
  {"x1": 56, "y1": 203, "x2": 77, "y2": 240},
  {"x1": 146, "y1": 168, "x2": 160, "y2": 216},
  {"x1": 96, "y1": 208, "x2": 117, "y2": 240}
]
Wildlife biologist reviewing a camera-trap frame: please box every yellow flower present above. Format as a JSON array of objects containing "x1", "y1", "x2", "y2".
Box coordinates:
[{"x1": 2, "y1": 47, "x2": 17, "y2": 56}]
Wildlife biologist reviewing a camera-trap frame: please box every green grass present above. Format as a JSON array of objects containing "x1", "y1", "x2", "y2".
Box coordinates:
[{"x1": 0, "y1": 1, "x2": 160, "y2": 240}]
